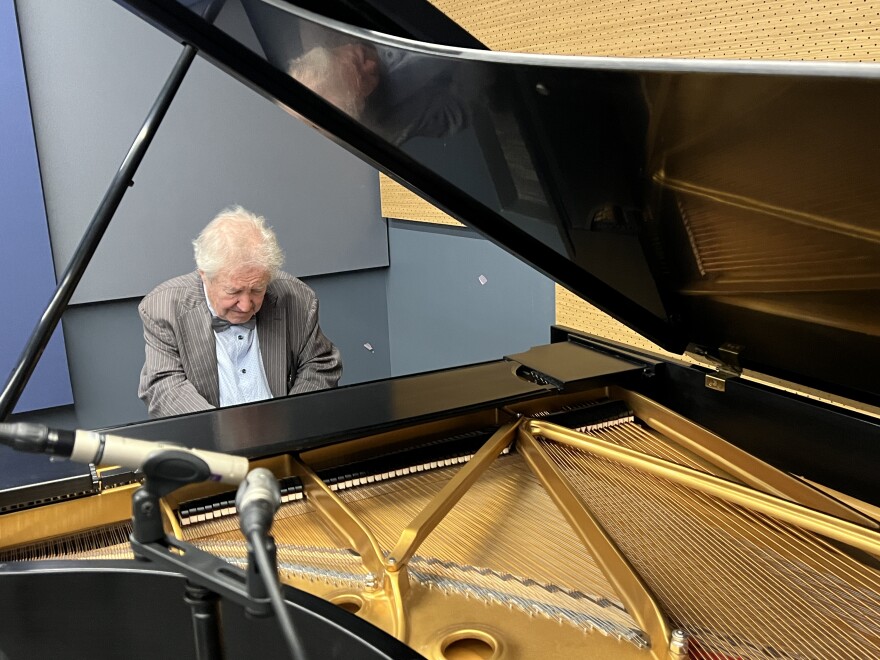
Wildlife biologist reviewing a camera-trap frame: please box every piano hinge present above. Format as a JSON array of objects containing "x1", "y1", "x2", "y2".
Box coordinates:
[{"x1": 687, "y1": 343, "x2": 742, "y2": 392}]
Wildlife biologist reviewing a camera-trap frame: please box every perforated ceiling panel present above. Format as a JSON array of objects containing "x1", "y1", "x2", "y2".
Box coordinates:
[{"x1": 430, "y1": 0, "x2": 880, "y2": 60}]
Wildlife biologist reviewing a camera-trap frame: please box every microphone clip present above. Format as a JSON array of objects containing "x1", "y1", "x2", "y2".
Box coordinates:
[{"x1": 131, "y1": 449, "x2": 212, "y2": 544}]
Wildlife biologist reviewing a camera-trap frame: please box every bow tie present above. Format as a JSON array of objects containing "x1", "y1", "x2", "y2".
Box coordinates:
[{"x1": 211, "y1": 316, "x2": 256, "y2": 332}]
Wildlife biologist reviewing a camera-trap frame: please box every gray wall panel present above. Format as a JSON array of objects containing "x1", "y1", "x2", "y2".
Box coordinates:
[
  {"x1": 22, "y1": 300, "x2": 149, "y2": 431},
  {"x1": 306, "y1": 269, "x2": 392, "y2": 387},
  {"x1": 17, "y1": 0, "x2": 386, "y2": 305},
  {"x1": 386, "y1": 222, "x2": 555, "y2": 376}
]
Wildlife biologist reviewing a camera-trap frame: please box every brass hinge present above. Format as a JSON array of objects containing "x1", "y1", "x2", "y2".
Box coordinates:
[{"x1": 687, "y1": 343, "x2": 743, "y2": 392}]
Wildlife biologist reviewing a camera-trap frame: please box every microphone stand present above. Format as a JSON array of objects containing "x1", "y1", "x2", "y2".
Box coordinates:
[{"x1": 128, "y1": 450, "x2": 284, "y2": 660}]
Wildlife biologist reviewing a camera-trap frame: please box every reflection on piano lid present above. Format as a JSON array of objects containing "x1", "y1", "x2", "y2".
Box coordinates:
[{"x1": 2, "y1": 1, "x2": 880, "y2": 659}]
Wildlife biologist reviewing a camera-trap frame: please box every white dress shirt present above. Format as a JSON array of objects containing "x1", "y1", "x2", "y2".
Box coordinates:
[{"x1": 205, "y1": 292, "x2": 272, "y2": 407}]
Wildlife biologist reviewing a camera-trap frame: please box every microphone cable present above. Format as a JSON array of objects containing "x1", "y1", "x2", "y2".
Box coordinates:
[
  {"x1": 247, "y1": 529, "x2": 306, "y2": 660},
  {"x1": 236, "y1": 467, "x2": 306, "y2": 659}
]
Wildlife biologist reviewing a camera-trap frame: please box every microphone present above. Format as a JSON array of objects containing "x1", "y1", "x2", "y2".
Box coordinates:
[
  {"x1": 0, "y1": 422, "x2": 249, "y2": 485},
  {"x1": 235, "y1": 467, "x2": 281, "y2": 537}
]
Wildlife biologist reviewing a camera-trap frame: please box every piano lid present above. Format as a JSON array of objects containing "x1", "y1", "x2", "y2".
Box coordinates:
[{"x1": 117, "y1": 0, "x2": 880, "y2": 404}]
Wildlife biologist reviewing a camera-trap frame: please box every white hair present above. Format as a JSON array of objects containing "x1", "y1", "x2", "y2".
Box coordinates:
[
  {"x1": 193, "y1": 206, "x2": 284, "y2": 280},
  {"x1": 288, "y1": 46, "x2": 366, "y2": 118}
]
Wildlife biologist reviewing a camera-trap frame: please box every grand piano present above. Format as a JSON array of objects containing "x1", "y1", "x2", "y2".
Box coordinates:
[{"x1": 1, "y1": 1, "x2": 880, "y2": 659}]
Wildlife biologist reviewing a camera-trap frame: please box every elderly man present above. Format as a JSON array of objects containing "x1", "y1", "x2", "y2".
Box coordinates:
[{"x1": 138, "y1": 206, "x2": 341, "y2": 418}]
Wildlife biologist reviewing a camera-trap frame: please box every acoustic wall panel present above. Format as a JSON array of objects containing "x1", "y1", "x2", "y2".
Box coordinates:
[
  {"x1": 307, "y1": 269, "x2": 393, "y2": 388},
  {"x1": 430, "y1": 0, "x2": 880, "y2": 60},
  {"x1": 16, "y1": 0, "x2": 387, "y2": 305},
  {"x1": 0, "y1": 0, "x2": 73, "y2": 413}
]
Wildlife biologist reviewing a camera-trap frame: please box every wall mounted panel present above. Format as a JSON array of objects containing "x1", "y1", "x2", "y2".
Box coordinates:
[{"x1": 16, "y1": 0, "x2": 387, "y2": 305}]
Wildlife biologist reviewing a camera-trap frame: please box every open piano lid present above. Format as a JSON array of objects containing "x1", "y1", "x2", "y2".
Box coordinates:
[{"x1": 117, "y1": 0, "x2": 880, "y2": 405}]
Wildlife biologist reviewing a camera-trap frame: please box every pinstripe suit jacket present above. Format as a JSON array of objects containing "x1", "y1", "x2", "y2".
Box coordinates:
[{"x1": 138, "y1": 271, "x2": 341, "y2": 418}]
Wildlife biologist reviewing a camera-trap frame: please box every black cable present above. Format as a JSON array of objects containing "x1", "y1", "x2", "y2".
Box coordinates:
[{"x1": 248, "y1": 530, "x2": 306, "y2": 659}]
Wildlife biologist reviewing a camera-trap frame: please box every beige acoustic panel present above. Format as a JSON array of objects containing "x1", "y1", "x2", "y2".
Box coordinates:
[
  {"x1": 379, "y1": 175, "x2": 462, "y2": 226},
  {"x1": 430, "y1": 0, "x2": 880, "y2": 60},
  {"x1": 555, "y1": 285, "x2": 678, "y2": 356}
]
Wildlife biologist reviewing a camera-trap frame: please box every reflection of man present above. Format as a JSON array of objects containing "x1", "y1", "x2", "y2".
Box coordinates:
[
  {"x1": 138, "y1": 206, "x2": 341, "y2": 418},
  {"x1": 288, "y1": 42, "x2": 468, "y2": 145},
  {"x1": 288, "y1": 43, "x2": 380, "y2": 117}
]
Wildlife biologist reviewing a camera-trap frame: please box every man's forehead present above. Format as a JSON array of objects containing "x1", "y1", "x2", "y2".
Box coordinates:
[{"x1": 214, "y1": 267, "x2": 270, "y2": 288}]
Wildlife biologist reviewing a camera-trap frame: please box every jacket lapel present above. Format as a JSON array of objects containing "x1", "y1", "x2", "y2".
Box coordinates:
[
  {"x1": 179, "y1": 274, "x2": 220, "y2": 407},
  {"x1": 257, "y1": 287, "x2": 287, "y2": 397}
]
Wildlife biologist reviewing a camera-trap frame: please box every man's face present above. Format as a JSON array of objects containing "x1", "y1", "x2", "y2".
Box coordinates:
[
  {"x1": 335, "y1": 43, "x2": 380, "y2": 103},
  {"x1": 201, "y1": 266, "x2": 271, "y2": 324}
]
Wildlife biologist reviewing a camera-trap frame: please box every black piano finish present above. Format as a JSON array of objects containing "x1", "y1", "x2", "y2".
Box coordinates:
[
  {"x1": 645, "y1": 362, "x2": 880, "y2": 506},
  {"x1": 110, "y1": 351, "x2": 640, "y2": 456},
  {"x1": 595, "y1": 336, "x2": 880, "y2": 506},
  {"x1": 0, "y1": 560, "x2": 421, "y2": 660},
  {"x1": 107, "y1": 0, "x2": 877, "y2": 507},
  {"x1": 0, "y1": 347, "x2": 640, "y2": 499},
  {"x1": 6, "y1": 0, "x2": 880, "y2": 511},
  {"x1": 9, "y1": 333, "x2": 876, "y2": 509}
]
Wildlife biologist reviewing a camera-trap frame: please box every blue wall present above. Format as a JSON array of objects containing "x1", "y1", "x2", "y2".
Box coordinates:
[{"x1": 0, "y1": 0, "x2": 72, "y2": 413}]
